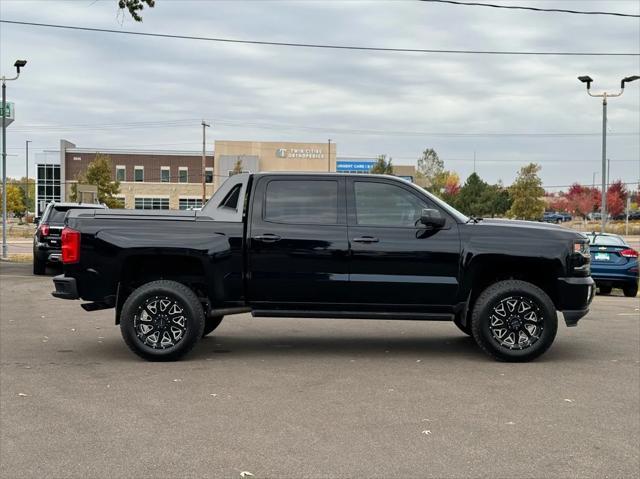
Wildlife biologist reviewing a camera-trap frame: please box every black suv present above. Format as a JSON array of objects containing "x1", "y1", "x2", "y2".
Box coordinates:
[{"x1": 33, "y1": 202, "x2": 107, "y2": 275}]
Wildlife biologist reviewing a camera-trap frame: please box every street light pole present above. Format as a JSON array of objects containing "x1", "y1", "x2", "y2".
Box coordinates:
[
  {"x1": 2, "y1": 60, "x2": 27, "y2": 260},
  {"x1": 201, "y1": 120, "x2": 210, "y2": 204},
  {"x1": 578, "y1": 74, "x2": 639, "y2": 233},
  {"x1": 25, "y1": 139, "x2": 31, "y2": 207},
  {"x1": 327, "y1": 139, "x2": 331, "y2": 172}
]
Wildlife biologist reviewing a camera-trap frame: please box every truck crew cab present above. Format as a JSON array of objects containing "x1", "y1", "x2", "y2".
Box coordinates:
[{"x1": 52, "y1": 173, "x2": 594, "y2": 362}]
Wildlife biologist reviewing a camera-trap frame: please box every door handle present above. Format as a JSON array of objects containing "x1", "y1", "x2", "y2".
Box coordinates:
[
  {"x1": 352, "y1": 236, "x2": 379, "y2": 244},
  {"x1": 254, "y1": 234, "x2": 281, "y2": 243}
]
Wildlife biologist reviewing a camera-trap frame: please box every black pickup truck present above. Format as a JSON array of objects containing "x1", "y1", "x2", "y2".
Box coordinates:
[{"x1": 52, "y1": 173, "x2": 594, "y2": 362}]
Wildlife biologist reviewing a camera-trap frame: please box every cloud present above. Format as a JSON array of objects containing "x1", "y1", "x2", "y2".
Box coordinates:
[{"x1": 0, "y1": 0, "x2": 638, "y2": 188}]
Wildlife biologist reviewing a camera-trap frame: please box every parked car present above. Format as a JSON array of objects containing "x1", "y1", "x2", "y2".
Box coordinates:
[
  {"x1": 52, "y1": 173, "x2": 594, "y2": 362},
  {"x1": 612, "y1": 211, "x2": 640, "y2": 221},
  {"x1": 542, "y1": 212, "x2": 564, "y2": 224},
  {"x1": 585, "y1": 232, "x2": 639, "y2": 297},
  {"x1": 542, "y1": 212, "x2": 572, "y2": 224},
  {"x1": 33, "y1": 202, "x2": 107, "y2": 275}
]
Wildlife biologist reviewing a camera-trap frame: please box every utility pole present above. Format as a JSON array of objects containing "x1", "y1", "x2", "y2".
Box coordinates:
[
  {"x1": 327, "y1": 139, "x2": 331, "y2": 172},
  {"x1": 607, "y1": 158, "x2": 610, "y2": 189},
  {"x1": 2, "y1": 59, "x2": 27, "y2": 260},
  {"x1": 473, "y1": 150, "x2": 477, "y2": 174},
  {"x1": 578, "y1": 74, "x2": 639, "y2": 233},
  {"x1": 25, "y1": 139, "x2": 31, "y2": 208},
  {"x1": 201, "y1": 120, "x2": 210, "y2": 204}
]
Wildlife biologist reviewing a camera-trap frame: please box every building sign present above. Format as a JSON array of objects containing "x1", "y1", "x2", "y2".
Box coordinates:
[
  {"x1": 276, "y1": 148, "x2": 325, "y2": 159},
  {"x1": 336, "y1": 160, "x2": 375, "y2": 172}
]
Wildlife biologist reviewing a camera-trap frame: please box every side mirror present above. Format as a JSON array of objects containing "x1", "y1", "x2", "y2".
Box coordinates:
[{"x1": 420, "y1": 208, "x2": 446, "y2": 228}]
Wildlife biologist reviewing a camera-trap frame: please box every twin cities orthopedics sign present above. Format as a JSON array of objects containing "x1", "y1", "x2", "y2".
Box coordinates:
[{"x1": 275, "y1": 148, "x2": 325, "y2": 159}]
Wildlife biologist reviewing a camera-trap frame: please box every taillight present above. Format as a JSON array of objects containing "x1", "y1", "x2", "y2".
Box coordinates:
[
  {"x1": 621, "y1": 249, "x2": 639, "y2": 258},
  {"x1": 61, "y1": 227, "x2": 81, "y2": 264},
  {"x1": 38, "y1": 224, "x2": 50, "y2": 237}
]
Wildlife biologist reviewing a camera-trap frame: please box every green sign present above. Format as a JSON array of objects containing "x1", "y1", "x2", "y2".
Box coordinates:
[{"x1": 1, "y1": 102, "x2": 14, "y2": 126}]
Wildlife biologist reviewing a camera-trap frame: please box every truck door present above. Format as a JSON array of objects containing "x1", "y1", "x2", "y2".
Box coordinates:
[
  {"x1": 346, "y1": 178, "x2": 461, "y2": 312},
  {"x1": 247, "y1": 175, "x2": 349, "y2": 308}
]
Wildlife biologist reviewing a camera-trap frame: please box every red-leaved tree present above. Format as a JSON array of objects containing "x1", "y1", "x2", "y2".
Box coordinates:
[
  {"x1": 606, "y1": 180, "x2": 628, "y2": 217},
  {"x1": 565, "y1": 183, "x2": 601, "y2": 219}
]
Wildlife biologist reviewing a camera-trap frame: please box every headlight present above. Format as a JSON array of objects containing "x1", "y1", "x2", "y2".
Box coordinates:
[{"x1": 572, "y1": 240, "x2": 591, "y2": 274}]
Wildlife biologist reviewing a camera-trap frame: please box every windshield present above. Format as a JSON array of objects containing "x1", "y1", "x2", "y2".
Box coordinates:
[
  {"x1": 407, "y1": 181, "x2": 470, "y2": 223},
  {"x1": 586, "y1": 234, "x2": 626, "y2": 247}
]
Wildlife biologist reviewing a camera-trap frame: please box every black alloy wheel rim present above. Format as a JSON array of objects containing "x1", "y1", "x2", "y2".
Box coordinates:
[
  {"x1": 488, "y1": 295, "x2": 544, "y2": 350},
  {"x1": 134, "y1": 296, "x2": 188, "y2": 349}
]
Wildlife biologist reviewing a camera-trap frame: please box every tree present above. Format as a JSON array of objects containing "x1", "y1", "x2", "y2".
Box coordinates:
[
  {"x1": 416, "y1": 148, "x2": 444, "y2": 188},
  {"x1": 488, "y1": 182, "x2": 512, "y2": 217},
  {"x1": 507, "y1": 163, "x2": 545, "y2": 220},
  {"x1": 606, "y1": 180, "x2": 627, "y2": 217},
  {"x1": 70, "y1": 154, "x2": 121, "y2": 208},
  {"x1": 370, "y1": 155, "x2": 394, "y2": 174},
  {"x1": 8, "y1": 177, "x2": 34, "y2": 213},
  {"x1": 0, "y1": 184, "x2": 25, "y2": 217},
  {"x1": 118, "y1": 0, "x2": 155, "y2": 21},
  {"x1": 565, "y1": 183, "x2": 600, "y2": 219},
  {"x1": 231, "y1": 159, "x2": 244, "y2": 176},
  {"x1": 453, "y1": 173, "x2": 492, "y2": 217}
]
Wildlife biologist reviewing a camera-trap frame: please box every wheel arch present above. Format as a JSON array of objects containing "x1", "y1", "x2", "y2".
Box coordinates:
[{"x1": 459, "y1": 254, "x2": 563, "y2": 327}]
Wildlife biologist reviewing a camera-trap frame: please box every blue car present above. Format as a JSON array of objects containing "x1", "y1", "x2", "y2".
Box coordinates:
[{"x1": 586, "y1": 233, "x2": 639, "y2": 297}]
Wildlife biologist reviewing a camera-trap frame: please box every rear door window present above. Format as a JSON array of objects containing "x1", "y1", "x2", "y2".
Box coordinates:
[{"x1": 264, "y1": 180, "x2": 338, "y2": 224}]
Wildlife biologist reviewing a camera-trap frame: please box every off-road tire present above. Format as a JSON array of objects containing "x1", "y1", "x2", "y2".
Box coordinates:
[
  {"x1": 120, "y1": 280, "x2": 204, "y2": 361},
  {"x1": 202, "y1": 315, "x2": 224, "y2": 337},
  {"x1": 471, "y1": 280, "x2": 557, "y2": 362},
  {"x1": 623, "y1": 282, "x2": 638, "y2": 298}
]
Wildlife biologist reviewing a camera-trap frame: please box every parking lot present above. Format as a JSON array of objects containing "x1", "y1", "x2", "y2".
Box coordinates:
[{"x1": 0, "y1": 261, "x2": 638, "y2": 479}]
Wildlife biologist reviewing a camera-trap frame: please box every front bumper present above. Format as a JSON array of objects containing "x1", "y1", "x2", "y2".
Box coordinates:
[
  {"x1": 52, "y1": 275, "x2": 79, "y2": 300},
  {"x1": 557, "y1": 276, "x2": 595, "y2": 327}
]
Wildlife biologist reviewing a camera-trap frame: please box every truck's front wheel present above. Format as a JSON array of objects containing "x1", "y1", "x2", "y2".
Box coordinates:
[
  {"x1": 471, "y1": 280, "x2": 557, "y2": 362},
  {"x1": 120, "y1": 280, "x2": 205, "y2": 361}
]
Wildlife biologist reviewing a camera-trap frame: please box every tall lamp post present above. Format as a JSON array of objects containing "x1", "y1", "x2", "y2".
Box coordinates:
[
  {"x1": 578, "y1": 74, "x2": 639, "y2": 233},
  {"x1": 201, "y1": 120, "x2": 210, "y2": 204},
  {"x1": 25, "y1": 139, "x2": 31, "y2": 211},
  {"x1": 2, "y1": 59, "x2": 27, "y2": 260}
]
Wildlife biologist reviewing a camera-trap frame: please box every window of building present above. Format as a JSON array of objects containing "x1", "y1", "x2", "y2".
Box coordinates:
[
  {"x1": 35, "y1": 164, "x2": 62, "y2": 216},
  {"x1": 113, "y1": 196, "x2": 126, "y2": 208},
  {"x1": 134, "y1": 166, "x2": 144, "y2": 182},
  {"x1": 179, "y1": 167, "x2": 188, "y2": 183},
  {"x1": 354, "y1": 181, "x2": 426, "y2": 227},
  {"x1": 179, "y1": 198, "x2": 203, "y2": 210},
  {"x1": 264, "y1": 180, "x2": 338, "y2": 224},
  {"x1": 116, "y1": 166, "x2": 126, "y2": 182},
  {"x1": 161, "y1": 167, "x2": 170, "y2": 183},
  {"x1": 205, "y1": 167, "x2": 214, "y2": 184},
  {"x1": 134, "y1": 197, "x2": 169, "y2": 210}
]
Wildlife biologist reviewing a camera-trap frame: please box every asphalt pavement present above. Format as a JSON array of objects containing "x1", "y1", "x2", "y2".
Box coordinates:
[{"x1": 0, "y1": 262, "x2": 638, "y2": 478}]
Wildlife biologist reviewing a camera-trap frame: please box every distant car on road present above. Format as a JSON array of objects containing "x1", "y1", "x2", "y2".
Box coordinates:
[
  {"x1": 586, "y1": 232, "x2": 639, "y2": 297},
  {"x1": 542, "y1": 212, "x2": 570, "y2": 224},
  {"x1": 33, "y1": 202, "x2": 107, "y2": 275}
]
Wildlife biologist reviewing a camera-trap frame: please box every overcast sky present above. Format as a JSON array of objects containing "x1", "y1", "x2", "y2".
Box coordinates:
[{"x1": 1, "y1": 0, "x2": 639, "y2": 190}]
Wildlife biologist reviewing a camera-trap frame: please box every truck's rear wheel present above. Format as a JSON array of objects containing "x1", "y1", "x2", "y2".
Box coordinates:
[
  {"x1": 120, "y1": 280, "x2": 204, "y2": 361},
  {"x1": 471, "y1": 280, "x2": 557, "y2": 362},
  {"x1": 202, "y1": 315, "x2": 224, "y2": 337},
  {"x1": 623, "y1": 282, "x2": 638, "y2": 297}
]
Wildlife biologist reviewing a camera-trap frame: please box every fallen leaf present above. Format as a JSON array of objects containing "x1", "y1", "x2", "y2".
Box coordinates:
[
  {"x1": 505, "y1": 421, "x2": 515, "y2": 425},
  {"x1": 17, "y1": 393, "x2": 28, "y2": 397},
  {"x1": 416, "y1": 360, "x2": 422, "y2": 363},
  {"x1": 421, "y1": 430, "x2": 432, "y2": 435},
  {"x1": 564, "y1": 399, "x2": 575, "y2": 403},
  {"x1": 210, "y1": 394, "x2": 218, "y2": 397},
  {"x1": 240, "y1": 472, "x2": 254, "y2": 478},
  {"x1": 173, "y1": 379, "x2": 182, "y2": 382}
]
